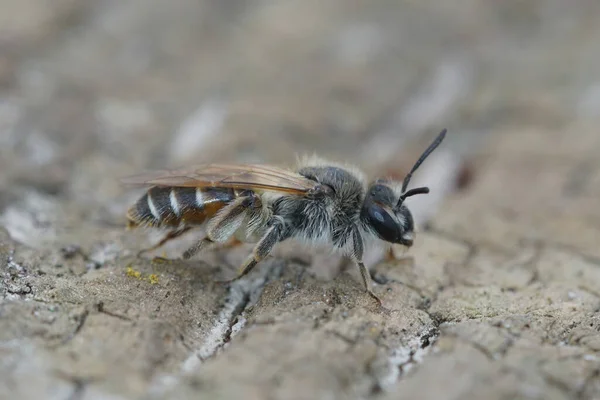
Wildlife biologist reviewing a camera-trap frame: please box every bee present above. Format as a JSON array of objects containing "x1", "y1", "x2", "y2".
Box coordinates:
[{"x1": 123, "y1": 129, "x2": 447, "y2": 305}]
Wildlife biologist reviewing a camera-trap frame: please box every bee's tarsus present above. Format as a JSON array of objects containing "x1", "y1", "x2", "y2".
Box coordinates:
[
  {"x1": 182, "y1": 238, "x2": 214, "y2": 259},
  {"x1": 151, "y1": 256, "x2": 178, "y2": 265},
  {"x1": 368, "y1": 290, "x2": 383, "y2": 308},
  {"x1": 232, "y1": 221, "x2": 284, "y2": 279},
  {"x1": 356, "y1": 258, "x2": 383, "y2": 307},
  {"x1": 137, "y1": 226, "x2": 193, "y2": 258}
]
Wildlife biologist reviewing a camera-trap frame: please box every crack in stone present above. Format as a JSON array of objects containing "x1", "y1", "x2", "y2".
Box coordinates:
[
  {"x1": 449, "y1": 333, "x2": 497, "y2": 361},
  {"x1": 222, "y1": 291, "x2": 250, "y2": 346},
  {"x1": 577, "y1": 367, "x2": 600, "y2": 400},
  {"x1": 542, "y1": 372, "x2": 576, "y2": 396},
  {"x1": 60, "y1": 309, "x2": 89, "y2": 346},
  {"x1": 180, "y1": 259, "x2": 284, "y2": 372},
  {"x1": 6, "y1": 281, "x2": 33, "y2": 296},
  {"x1": 526, "y1": 239, "x2": 600, "y2": 267},
  {"x1": 367, "y1": 280, "x2": 444, "y2": 394},
  {"x1": 145, "y1": 260, "x2": 284, "y2": 397},
  {"x1": 65, "y1": 377, "x2": 87, "y2": 400},
  {"x1": 326, "y1": 329, "x2": 358, "y2": 346},
  {"x1": 396, "y1": 328, "x2": 440, "y2": 375},
  {"x1": 95, "y1": 301, "x2": 131, "y2": 321},
  {"x1": 375, "y1": 328, "x2": 440, "y2": 392},
  {"x1": 52, "y1": 369, "x2": 94, "y2": 400},
  {"x1": 53, "y1": 302, "x2": 132, "y2": 348}
]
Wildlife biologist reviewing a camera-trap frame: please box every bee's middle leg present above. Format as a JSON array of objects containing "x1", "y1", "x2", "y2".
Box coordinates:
[{"x1": 219, "y1": 221, "x2": 284, "y2": 283}]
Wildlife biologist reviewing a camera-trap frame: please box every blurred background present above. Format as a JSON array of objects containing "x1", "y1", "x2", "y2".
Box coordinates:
[
  {"x1": 2, "y1": 1, "x2": 600, "y2": 399},
  {"x1": 1, "y1": 0, "x2": 599, "y2": 216}
]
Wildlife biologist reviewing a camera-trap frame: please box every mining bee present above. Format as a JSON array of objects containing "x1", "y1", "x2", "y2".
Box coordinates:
[{"x1": 123, "y1": 129, "x2": 447, "y2": 306}]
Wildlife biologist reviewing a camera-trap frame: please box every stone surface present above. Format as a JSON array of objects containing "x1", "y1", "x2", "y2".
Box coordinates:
[{"x1": 2, "y1": 1, "x2": 600, "y2": 399}]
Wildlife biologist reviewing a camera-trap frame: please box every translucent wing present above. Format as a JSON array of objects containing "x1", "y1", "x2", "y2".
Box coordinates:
[{"x1": 121, "y1": 163, "x2": 318, "y2": 194}]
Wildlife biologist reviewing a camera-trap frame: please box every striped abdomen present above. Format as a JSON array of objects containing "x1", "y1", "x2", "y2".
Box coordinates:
[{"x1": 127, "y1": 186, "x2": 242, "y2": 228}]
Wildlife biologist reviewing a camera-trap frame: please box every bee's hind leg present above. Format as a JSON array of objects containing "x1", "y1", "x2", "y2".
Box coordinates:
[
  {"x1": 138, "y1": 226, "x2": 193, "y2": 260},
  {"x1": 217, "y1": 220, "x2": 284, "y2": 283},
  {"x1": 181, "y1": 237, "x2": 218, "y2": 260}
]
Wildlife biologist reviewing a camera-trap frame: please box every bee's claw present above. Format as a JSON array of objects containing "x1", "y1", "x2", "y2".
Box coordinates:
[
  {"x1": 368, "y1": 290, "x2": 383, "y2": 308},
  {"x1": 151, "y1": 256, "x2": 179, "y2": 265}
]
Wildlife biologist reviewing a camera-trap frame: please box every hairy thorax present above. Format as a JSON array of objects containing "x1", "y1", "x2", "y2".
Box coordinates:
[{"x1": 272, "y1": 165, "x2": 367, "y2": 249}]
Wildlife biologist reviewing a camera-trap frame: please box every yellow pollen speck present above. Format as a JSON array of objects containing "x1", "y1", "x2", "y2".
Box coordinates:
[
  {"x1": 126, "y1": 266, "x2": 142, "y2": 279},
  {"x1": 148, "y1": 274, "x2": 159, "y2": 284}
]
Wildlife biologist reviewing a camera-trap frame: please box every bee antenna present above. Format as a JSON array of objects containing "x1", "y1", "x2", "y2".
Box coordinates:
[
  {"x1": 399, "y1": 186, "x2": 430, "y2": 201},
  {"x1": 396, "y1": 186, "x2": 430, "y2": 208},
  {"x1": 397, "y1": 129, "x2": 447, "y2": 208}
]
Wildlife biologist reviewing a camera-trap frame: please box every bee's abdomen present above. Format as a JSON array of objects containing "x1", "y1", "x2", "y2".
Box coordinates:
[{"x1": 126, "y1": 186, "x2": 239, "y2": 228}]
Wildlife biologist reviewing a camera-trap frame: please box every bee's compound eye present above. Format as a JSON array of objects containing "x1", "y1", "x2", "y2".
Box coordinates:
[
  {"x1": 372, "y1": 209, "x2": 385, "y2": 222},
  {"x1": 364, "y1": 204, "x2": 402, "y2": 243}
]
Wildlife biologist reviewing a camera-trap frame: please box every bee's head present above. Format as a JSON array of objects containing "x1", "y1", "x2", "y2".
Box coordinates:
[
  {"x1": 361, "y1": 129, "x2": 447, "y2": 247},
  {"x1": 361, "y1": 182, "x2": 417, "y2": 246}
]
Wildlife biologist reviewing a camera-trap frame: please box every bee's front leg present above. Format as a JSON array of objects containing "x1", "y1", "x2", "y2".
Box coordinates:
[
  {"x1": 356, "y1": 261, "x2": 383, "y2": 308},
  {"x1": 350, "y1": 229, "x2": 383, "y2": 308}
]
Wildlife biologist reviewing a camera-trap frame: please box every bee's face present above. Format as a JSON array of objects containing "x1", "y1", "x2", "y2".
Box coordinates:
[{"x1": 362, "y1": 182, "x2": 415, "y2": 247}]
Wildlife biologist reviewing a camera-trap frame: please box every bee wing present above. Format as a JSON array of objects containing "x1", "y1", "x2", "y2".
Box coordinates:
[{"x1": 121, "y1": 163, "x2": 318, "y2": 194}]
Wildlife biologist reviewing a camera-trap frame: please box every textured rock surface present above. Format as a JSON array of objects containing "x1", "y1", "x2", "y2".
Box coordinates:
[{"x1": 1, "y1": 1, "x2": 600, "y2": 399}]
